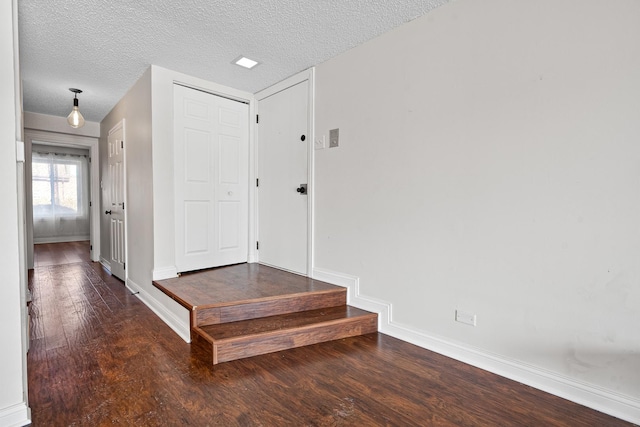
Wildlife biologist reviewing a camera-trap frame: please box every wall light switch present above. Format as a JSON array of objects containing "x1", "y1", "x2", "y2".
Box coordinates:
[
  {"x1": 329, "y1": 128, "x2": 339, "y2": 148},
  {"x1": 315, "y1": 135, "x2": 326, "y2": 150},
  {"x1": 455, "y1": 309, "x2": 476, "y2": 326}
]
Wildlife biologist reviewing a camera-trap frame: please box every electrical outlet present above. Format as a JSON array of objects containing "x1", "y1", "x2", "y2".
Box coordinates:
[{"x1": 455, "y1": 310, "x2": 476, "y2": 326}]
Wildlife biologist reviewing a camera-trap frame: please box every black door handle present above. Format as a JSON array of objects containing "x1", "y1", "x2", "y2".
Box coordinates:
[
  {"x1": 296, "y1": 186, "x2": 307, "y2": 194},
  {"x1": 105, "y1": 210, "x2": 112, "y2": 215}
]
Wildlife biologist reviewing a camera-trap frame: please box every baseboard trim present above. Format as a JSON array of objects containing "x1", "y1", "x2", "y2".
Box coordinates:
[
  {"x1": 126, "y1": 277, "x2": 191, "y2": 343},
  {"x1": 152, "y1": 266, "x2": 178, "y2": 281},
  {"x1": 312, "y1": 267, "x2": 640, "y2": 425},
  {"x1": 99, "y1": 256, "x2": 111, "y2": 272},
  {"x1": 34, "y1": 235, "x2": 90, "y2": 244},
  {"x1": 0, "y1": 402, "x2": 30, "y2": 427}
]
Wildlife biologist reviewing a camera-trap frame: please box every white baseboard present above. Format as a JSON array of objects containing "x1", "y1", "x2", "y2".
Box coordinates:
[
  {"x1": 0, "y1": 402, "x2": 30, "y2": 427},
  {"x1": 126, "y1": 277, "x2": 191, "y2": 343},
  {"x1": 34, "y1": 235, "x2": 90, "y2": 244},
  {"x1": 99, "y1": 256, "x2": 111, "y2": 272},
  {"x1": 312, "y1": 267, "x2": 640, "y2": 425},
  {"x1": 152, "y1": 266, "x2": 178, "y2": 281}
]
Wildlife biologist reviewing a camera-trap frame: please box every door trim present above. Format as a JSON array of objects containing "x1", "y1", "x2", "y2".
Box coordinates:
[
  {"x1": 23, "y1": 129, "x2": 101, "y2": 266},
  {"x1": 255, "y1": 68, "x2": 315, "y2": 276}
]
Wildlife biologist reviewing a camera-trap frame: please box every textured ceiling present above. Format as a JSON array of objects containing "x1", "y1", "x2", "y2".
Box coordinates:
[{"x1": 18, "y1": 0, "x2": 450, "y2": 123}]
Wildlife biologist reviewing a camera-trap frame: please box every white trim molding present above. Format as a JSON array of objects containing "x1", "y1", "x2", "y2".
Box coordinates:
[
  {"x1": 312, "y1": 267, "x2": 640, "y2": 425},
  {"x1": 0, "y1": 402, "x2": 30, "y2": 427},
  {"x1": 126, "y1": 277, "x2": 191, "y2": 343},
  {"x1": 34, "y1": 235, "x2": 90, "y2": 244},
  {"x1": 99, "y1": 256, "x2": 111, "y2": 272},
  {"x1": 152, "y1": 266, "x2": 178, "y2": 281}
]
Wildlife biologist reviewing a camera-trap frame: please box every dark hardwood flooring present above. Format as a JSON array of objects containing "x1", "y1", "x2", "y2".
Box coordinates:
[
  {"x1": 33, "y1": 240, "x2": 91, "y2": 267},
  {"x1": 28, "y1": 243, "x2": 632, "y2": 426}
]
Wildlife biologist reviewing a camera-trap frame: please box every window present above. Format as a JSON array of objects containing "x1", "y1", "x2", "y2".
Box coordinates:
[
  {"x1": 32, "y1": 150, "x2": 90, "y2": 242},
  {"x1": 32, "y1": 157, "x2": 84, "y2": 217}
]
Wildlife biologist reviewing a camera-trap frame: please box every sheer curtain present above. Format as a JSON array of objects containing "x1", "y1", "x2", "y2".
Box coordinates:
[{"x1": 32, "y1": 151, "x2": 90, "y2": 243}]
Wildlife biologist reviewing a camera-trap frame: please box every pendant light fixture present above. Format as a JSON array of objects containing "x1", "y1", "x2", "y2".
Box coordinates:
[{"x1": 67, "y1": 88, "x2": 85, "y2": 128}]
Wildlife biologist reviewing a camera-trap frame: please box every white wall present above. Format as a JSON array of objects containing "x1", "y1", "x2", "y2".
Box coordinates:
[
  {"x1": 24, "y1": 111, "x2": 100, "y2": 138},
  {"x1": 0, "y1": 0, "x2": 30, "y2": 425},
  {"x1": 314, "y1": 0, "x2": 640, "y2": 421}
]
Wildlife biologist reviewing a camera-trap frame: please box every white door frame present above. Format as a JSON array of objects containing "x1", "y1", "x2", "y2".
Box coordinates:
[
  {"x1": 255, "y1": 68, "x2": 315, "y2": 276},
  {"x1": 23, "y1": 129, "x2": 101, "y2": 265}
]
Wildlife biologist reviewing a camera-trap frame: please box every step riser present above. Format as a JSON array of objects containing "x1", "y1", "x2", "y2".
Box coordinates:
[
  {"x1": 213, "y1": 316, "x2": 377, "y2": 364},
  {"x1": 195, "y1": 289, "x2": 347, "y2": 327}
]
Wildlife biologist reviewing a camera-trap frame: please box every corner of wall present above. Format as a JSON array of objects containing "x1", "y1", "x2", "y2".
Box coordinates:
[{"x1": 126, "y1": 277, "x2": 190, "y2": 343}]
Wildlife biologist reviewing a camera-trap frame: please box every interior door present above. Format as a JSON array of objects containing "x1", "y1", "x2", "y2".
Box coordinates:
[
  {"x1": 174, "y1": 84, "x2": 249, "y2": 273},
  {"x1": 258, "y1": 80, "x2": 309, "y2": 275},
  {"x1": 107, "y1": 121, "x2": 126, "y2": 281}
]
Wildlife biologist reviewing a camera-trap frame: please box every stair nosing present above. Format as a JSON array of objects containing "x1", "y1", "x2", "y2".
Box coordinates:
[
  {"x1": 205, "y1": 312, "x2": 378, "y2": 345},
  {"x1": 192, "y1": 287, "x2": 347, "y2": 311}
]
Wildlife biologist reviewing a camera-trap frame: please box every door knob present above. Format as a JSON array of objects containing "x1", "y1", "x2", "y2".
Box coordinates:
[
  {"x1": 105, "y1": 210, "x2": 112, "y2": 215},
  {"x1": 296, "y1": 184, "x2": 307, "y2": 194}
]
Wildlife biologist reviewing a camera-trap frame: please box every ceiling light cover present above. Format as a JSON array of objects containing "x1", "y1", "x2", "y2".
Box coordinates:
[
  {"x1": 234, "y1": 56, "x2": 259, "y2": 69},
  {"x1": 67, "y1": 88, "x2": 85, "y2": 128}
]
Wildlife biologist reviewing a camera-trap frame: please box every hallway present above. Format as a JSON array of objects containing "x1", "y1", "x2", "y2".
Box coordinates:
[
  {"x1": 33, "y1": 240, "x2": 91, "y2": 267},
  {"x1": 26, "y1": 244, "x2": 631, "y2": 426}
]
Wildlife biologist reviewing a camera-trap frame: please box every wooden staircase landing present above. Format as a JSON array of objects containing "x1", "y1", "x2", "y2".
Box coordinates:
[{"x1": 153, "y1": 264, "x2": 377, "y2": 364}]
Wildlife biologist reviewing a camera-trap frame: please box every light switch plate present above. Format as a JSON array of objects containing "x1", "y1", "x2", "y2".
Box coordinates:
[
  {"x1": 329, "y1": 128, "x2": 339, "y2": 148},
  {"x1": 315, "y1": 135, "x2": 326, "y2": 150}
]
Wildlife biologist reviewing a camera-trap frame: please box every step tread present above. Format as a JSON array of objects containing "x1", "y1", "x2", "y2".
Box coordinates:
[
  {"x1": 153, "y1": 263, "x2": 343, "y2": 310},
  {"x1": 200, "y1": 305, "x2": 376, "y2": 342}
]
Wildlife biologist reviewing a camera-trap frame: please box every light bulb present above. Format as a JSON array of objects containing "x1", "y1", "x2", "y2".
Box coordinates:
[{"x1": 67, "y1": 98, "x2": 85, "y2": 128}]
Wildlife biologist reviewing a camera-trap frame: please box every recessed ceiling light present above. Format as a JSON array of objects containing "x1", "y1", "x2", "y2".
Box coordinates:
[{"x1": 234, "y1": 56, "x2": 259, "y2": 69}]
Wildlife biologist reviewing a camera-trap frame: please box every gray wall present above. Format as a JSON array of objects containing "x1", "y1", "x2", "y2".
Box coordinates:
[{"x1": 100, "y1": 67, "x2": 153, "y2": 290}]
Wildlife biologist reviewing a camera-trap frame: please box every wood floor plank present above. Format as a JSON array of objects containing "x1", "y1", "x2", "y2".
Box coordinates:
[{"x1": 28, "y1": 243, "x2": 633, "y2": 426}]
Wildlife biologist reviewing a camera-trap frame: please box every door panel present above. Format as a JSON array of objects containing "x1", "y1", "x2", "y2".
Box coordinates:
[
  {"x1": 108, "y1": 122, "x2": 126, "y2": 280},
  {"x1": 174, "y1": 85, "x2": 249, "y2": 272},
  {"x1": 258, "y1": 81, "x2": 309, "y2": 274}
]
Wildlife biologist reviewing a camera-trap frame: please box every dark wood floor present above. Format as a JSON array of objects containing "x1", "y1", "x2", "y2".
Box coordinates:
[
  {"x1": 33, "y1": 240, "x2": 91, "y2": 267},
  {"x1": 28, "y1": 243, "x2": 632, "y2": 426}
]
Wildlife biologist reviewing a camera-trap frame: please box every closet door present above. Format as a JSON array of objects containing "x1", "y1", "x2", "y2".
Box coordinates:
[{"x1": 174, "y1": 85, "x2": 249, "y2": 272}]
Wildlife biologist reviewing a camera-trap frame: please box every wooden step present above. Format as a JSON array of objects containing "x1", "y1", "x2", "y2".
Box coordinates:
[
  {"x1": 193, "y1": 306, "x2": 378, "y2": 364},
  {"x1": 194, "y1": 288, "x2": 347, "y2": 327}
]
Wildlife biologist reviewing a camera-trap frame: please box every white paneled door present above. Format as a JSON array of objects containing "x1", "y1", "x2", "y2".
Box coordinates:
[
  {"x1": 257, "y1": 80, "x2": 309, "y2": 275},
  {"x1": 174, "y1": 85, "x2": 249, "y2": 273},
  {"x1": 107, "y1": 121, "x2": 126, "y2": 281}
]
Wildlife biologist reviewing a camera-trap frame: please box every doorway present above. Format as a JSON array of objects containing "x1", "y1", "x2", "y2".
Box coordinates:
[
  {"x1": 24, "y1": 130, "x2": 100, "y2": 270},
  {"x1": 256, "y1": 71, "x2": 313, "y2": 276}
]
